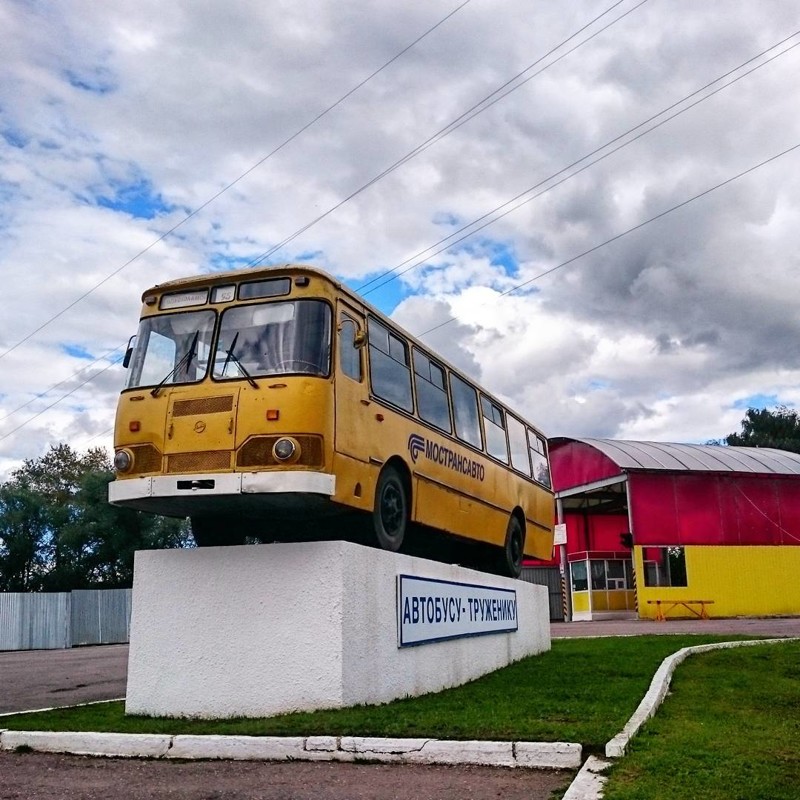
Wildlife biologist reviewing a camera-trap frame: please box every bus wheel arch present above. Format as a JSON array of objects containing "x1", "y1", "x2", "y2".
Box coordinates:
[
  {"x1": 372, "y1": 459, "x2": 411, "y2": 552},
  {"x1": 498, "y1": 509, "x2": 526, "y2": 578}
]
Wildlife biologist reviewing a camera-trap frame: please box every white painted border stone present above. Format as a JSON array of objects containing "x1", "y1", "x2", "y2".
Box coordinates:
[
  {"x1": 605, "y1": 637, "x2": 800, "y2": 758},
  {"x1": 0, "y1": 730, "x2": 171, "y2": 758},
  {"x1": 562, "y1": 755, "x2": 611, "y2": 800},
  {"x1": 0, "y1": 729, "x2": 581, "y2": 769}
]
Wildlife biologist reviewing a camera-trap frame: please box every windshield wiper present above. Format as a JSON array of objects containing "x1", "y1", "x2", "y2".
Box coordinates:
[
  {"x1": 219, "y1": 332, "x2": 258, "y2": 388},
  {"x1": 150, "y1": 331, "x2": 199, "y2": 397}
]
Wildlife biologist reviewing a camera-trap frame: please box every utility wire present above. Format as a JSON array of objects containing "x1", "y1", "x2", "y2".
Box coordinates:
[
  {"x1": 245, "y1": 0, "x2": 646, "y2": 267},
  {"x1": 0, "y1": 345, "x2": 124, "y2": 423},
  {"x1": 0, "y1": 0, "x2": 473, "y2": 363},
  {"x1": 358, "y1": 32, "x2": 800, "y2": 297},
  {"x1": 416, "y1": 141, "x2": 800, "y2": 338},
  {"x1": 3, "y1": 20, "x2": 797, "y2": 442},
  {"x1": 0, "y1": 356, "x2": 124, "y2": 444}
]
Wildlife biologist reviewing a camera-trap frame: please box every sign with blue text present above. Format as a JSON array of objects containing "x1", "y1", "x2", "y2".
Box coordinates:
[{"x1": 397, "y1": 574, "x2": 518, "y2": 647}]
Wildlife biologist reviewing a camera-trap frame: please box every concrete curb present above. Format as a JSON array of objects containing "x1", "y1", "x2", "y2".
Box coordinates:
[
  {"x1": 562, "y1": 756, "x2": 611, "y2": 800},
  {"x1": 605, "y1": 637, "x2": 800, "y2": 758},
  {"x1": 0, "y1": 729, "x2": 582, "y2": 769}
]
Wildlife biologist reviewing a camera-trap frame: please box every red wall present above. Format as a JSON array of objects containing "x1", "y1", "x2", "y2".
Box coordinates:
[{"x1": 629, "y1": 472, "x2": 800, "y2": 546}]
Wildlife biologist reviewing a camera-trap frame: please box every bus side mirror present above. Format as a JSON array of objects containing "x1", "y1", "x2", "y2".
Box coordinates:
[
  {"x1": 122, "y1": 335, "x2": 136, "y2": 369},
  {"x1": 353, "y1": 330, "x2": 366, "y2": 349}
]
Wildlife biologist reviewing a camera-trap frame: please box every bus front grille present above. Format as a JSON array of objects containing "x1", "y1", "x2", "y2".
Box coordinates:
[
  {"x1": 129, "y1": 444, "x2": 162, "y2": 475},
  {"x1": 172, "y1": 396, "x2": 234, "y2": 416},
  {"x1": 237, "y1": 435, "x2": 324, "y2": 468},
  {"x1": 167, "y1": 451, "x2": 232, "y2": 473}
]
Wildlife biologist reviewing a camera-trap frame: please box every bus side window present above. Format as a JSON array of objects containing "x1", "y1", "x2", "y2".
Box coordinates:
[
  {"x1": 339, "y1": 316, "x2": 362, "y2": 381},
  {"x1": 480, "y1": 396, "x2": 509, "y2": 463},
  {"x1": 367, "y1": 318, "x2": 413, "y2": 412},
  {"x1": 413, "y1": 348, "x2": 451, "y2": 433},
  {"x1": 528, "y1": 430, "x2": 551, "y2": 488},
  {"x1": 507, "y1": 415, "x2": 531, "y2": 476},
  {"x1": 450, "y1": 373, "x2": 483, "y2": 450}
]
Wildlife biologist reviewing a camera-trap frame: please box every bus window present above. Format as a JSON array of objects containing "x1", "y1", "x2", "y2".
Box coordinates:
[
  {"x1": 450, "y1": 373, "x2": 483, "y2": 449},
  {"x1": 480, "y1": 396, "x2": 508, "y2": 463},
  {"x1": 213, "y1": 300, "x2": 331, "y2": 378},
  {"x1": 339, "y1": 316, "x2": 362, "y2": 381},
  {"x1": 126, "y1": 309, "x2": 215, "y2": 389},
  {"x1": 507, "y1": 415, "x2": 531, "y2": 476},
  {"x1": 413, "y1": 348, "x2": 451, "y2": 433},
  {"x1": 528, "y1": 430, "x2": 551, "y2": 488},
  {"x1": 368, "y1": 318, "x2": 413, "y2": 412}
]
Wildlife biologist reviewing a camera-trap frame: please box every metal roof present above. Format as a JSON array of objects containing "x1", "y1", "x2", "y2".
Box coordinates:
[{"x1": 553, "y1": 438, "x2": 800, "y2": 475}]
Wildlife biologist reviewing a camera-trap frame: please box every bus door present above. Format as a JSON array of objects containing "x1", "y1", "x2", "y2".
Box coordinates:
[
  {"x1": 334, "y1": 303, "x2": 375, "y2": 463},
  {"x1": 162, "y1": 387, "x2": 241, "y2": 470}
]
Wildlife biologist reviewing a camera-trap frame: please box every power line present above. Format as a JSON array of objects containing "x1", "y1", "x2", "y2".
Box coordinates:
[
  {"x1": 0, "y1": 356, "x2": 124, "y2": 444},
  {"x1": 0, "y1": 0, "x2": 473, "y2": 363},
  {"x1": 3, "y1": 19, "x2": 797, "y2": 442},
  {"x1": 416, "y1": 141, "x2": 800, "y2": 338},
  {"x1": 0, "y1": 345, "x2": 124, "y2": 423},
  {"x1": 244, "y1": 0, "x2": 647, "y2": 267},
  {"x1": 358, "y1": 32, "x2": 800, "y2": 297}
]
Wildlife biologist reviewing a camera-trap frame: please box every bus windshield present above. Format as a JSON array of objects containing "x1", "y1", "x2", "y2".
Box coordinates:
[
  {"x1": 126, "y1": 309, "x2": 216, "y2": 390},
  {"x1": 213, "y1": 300, "x2": 331, "y2": 379}
]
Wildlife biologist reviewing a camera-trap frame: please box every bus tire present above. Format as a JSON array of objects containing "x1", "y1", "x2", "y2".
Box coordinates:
[
  {"x1": 373, "y1": 465, "x2": 408, "y2": 552},
  {"x1": 498, "y1": 514, "x2": 525, "y2": 578}
]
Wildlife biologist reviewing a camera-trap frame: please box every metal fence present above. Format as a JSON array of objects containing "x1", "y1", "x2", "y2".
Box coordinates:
[
  {"x1": 0, "y1": 589, "x2": 132, "y2": 651},
  {"x1": 520, "y1": 566, "x2": 564, "y2": 622}
]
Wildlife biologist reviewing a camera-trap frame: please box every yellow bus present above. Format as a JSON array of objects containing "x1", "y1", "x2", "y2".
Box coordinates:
[{"x1": 109, "y1": 264, "x2": 554, "y2": 576}]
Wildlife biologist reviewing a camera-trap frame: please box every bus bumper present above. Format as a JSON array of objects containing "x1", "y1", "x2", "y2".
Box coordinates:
[{"x1": 108, "y1": 471, "x2": 336, "y2": 517}]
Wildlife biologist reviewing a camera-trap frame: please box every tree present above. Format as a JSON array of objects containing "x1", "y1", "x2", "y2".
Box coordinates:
[
  {"x1": 0, "y1": 484, "x2": 50, "y2": 591},
  {"x1": 724, "y1": 405, "x2": 800, "y2": 454},
  {"x1": 0, "y1": 443, "x2": 191, "y2": 591}
]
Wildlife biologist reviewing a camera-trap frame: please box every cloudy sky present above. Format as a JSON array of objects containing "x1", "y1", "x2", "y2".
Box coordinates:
[{"x1": 2, "y1": 0, "x2": 800, "y2": 478}]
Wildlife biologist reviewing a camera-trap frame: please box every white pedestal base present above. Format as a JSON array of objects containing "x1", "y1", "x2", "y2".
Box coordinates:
[{"x1": 125, "y1": 541, "x2": 550, "y2": 719}]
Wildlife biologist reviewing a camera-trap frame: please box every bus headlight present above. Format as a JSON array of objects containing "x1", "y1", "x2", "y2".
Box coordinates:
[
  {"x1": 272, "y1": 437, "x2": 299, "y2": 462},
  {"x1": 114, "y1": 449, "x2": 134, "y2": 473}
]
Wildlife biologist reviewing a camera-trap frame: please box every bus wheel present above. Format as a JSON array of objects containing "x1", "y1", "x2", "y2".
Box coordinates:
[
  {"x1": 498, "y1": 515, "x2": 525, "y2": 578},
  {"x1": 373, "y1": 465, "x2": 408, "y2": 552},
  {"x1": 191, "y1": 517, "x2": 245, "y2": 547}
]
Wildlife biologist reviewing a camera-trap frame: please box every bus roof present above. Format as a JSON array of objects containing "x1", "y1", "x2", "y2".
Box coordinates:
[{"x1": 142, "y1": 263, "x2": 549, "y2": 439}]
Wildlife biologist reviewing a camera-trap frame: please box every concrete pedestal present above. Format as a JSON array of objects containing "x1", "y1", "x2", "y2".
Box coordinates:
[{"x1": 125, "y1": 541, "x2": 550, "y2": 719}]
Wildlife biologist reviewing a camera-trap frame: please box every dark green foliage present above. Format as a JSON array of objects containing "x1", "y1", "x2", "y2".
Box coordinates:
[
  {"x1": 724, "y1": 405, "x2": 800, "y2": 453},
  {"x1": 0, "y1": 443, "x2": 190, "y2": 591}
]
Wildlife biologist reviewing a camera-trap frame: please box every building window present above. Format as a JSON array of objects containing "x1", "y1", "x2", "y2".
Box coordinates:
[
  {"x1": 571, "y1": 561, "x2": 588, "y2": 592},
  {"x1": 644, "y1": 547, "x2": 688, "y2": 587}
]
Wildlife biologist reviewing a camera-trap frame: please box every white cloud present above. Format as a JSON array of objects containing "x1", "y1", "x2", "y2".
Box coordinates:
[{"x1": 2, "y1": 0, "x2": 800, "y2": 478}]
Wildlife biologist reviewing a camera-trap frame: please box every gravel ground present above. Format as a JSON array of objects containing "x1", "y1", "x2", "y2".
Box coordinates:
[{"x1": 0, "y1": 750, "x2": 572, "y2": 800}]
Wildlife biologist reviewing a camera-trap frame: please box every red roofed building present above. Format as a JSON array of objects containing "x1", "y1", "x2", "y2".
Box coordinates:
[{"x1": 548, "y1": 438, "x2": 800, "y2": 621}]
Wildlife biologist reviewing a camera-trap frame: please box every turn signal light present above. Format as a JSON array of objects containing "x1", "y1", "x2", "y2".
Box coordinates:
[
  {"x1": 129, "y1": 421, "x2": 141, "y2": 432},
  {"x1": 266, "y1": 409, "x2": 279, "y2": 421}
]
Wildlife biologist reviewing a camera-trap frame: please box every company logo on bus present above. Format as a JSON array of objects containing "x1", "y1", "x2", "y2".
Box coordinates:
[{"x1": 407, "y1": 434, "x2": 485, "y2": 482}]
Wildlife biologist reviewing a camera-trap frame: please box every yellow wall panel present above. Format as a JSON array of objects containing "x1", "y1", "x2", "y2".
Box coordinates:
[{"x1": 635, "y1": 546, "x2": 800, "y2": 618}]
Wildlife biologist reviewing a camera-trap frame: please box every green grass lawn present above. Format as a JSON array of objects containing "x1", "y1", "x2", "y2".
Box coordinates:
[
  {"x1": 602, "y1": 640, "x2": 800, "y2": 800},
  {"x1": 0, "y1": 634, "x2": 767, "y2": 752}
]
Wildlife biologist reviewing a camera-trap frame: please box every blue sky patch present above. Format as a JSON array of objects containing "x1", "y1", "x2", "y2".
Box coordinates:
[
  {"x1": 347, "y1": 271, "x2": 410, "y2": 316},
  {"x1": 97, "y1": 178, "x2": 173, "y2": 220},
  {"x1": 732, "y1": 394, "x2": 780, "y2": 411},
  {"x1": 2, "y1": 127, "x2": 29, "y2": 148},
  {"x1": 64, "y1": 66, "x2": 116, "y2": 95},
  {"x1": 61, "y1": 343, "x2": 94, "y2": 360}
]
